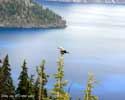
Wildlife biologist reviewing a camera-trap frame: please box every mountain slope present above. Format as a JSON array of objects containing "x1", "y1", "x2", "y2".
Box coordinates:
[{"x1": 0, "y1": 0, "x2": 66, "y2": 28}]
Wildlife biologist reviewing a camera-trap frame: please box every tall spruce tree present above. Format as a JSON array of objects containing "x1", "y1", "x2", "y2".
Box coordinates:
[
  {"x1": 35, "y1": 59, "x2": 49, "y2": 100},
  {"x1": 28, "y1": 75, "x2": 35, "y2": 95},
  {"x1": 1, "y1": 55, "x2": 15, "y2": 99},
  {"x1": 0, "y1": 64, "x2": 4, "y2": 100},
  {"x1": 28, "y1": 74, "x2": 35, "y2": 100},
  {"x1": 51, "y1": 54, "x2": 70, "y2": 100},
  {"x1": 83, "y1": 73, "x2": 98, "y2": 100},
  {"x1": 16, "y1": 60, "x2": 35, "y2": 100}
]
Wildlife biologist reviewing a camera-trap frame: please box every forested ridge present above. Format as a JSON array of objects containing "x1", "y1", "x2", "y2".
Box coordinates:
[{"x1": 0, "y1": 0, "x2": 66, "y2": 28}]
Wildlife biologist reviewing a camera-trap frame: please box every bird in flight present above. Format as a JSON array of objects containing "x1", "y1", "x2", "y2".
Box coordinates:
[{"x1": 58, "y1": 47, "x2": 69, "y2": 55}]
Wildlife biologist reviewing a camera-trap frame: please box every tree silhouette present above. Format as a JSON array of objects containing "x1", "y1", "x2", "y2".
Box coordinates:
[
  {"x1": 35, "y1": 59, "x2": 49, "y2": 100},
  {"x1": 1, "y1": 55, "x2": 15, "y2": 100},
  {"x1": 84, "y1": 73, "x2": 98, "y2": 100},
  {"x1": 16, "y1": 60, "x2": 34, "y2": 100},
  {"x1": 51, "y1": 54, "x2": 70, "y2": 100}
]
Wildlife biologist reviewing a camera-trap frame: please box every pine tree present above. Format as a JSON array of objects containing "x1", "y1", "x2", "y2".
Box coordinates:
[
  {"x1": 28, "y1": 75, "x2": 35, "y2": 95},
  {"x1": 83, "y1": 73, "x2": 98, "y2": 100},
  {"x1": 51, "y1": 54, "x2": 70, "y2": 100},
  {"x1": 1, "y1": 55, "x2": 15, "y2": 99},
  {"x1": 35, "y1": 59, "x2": 49, "y2": 100},
  {"x1": 0, "y1": 65, "x2": 4, "y2": 100},
  {"x1": 28, "y1": 74, "x2": 35, "y2": 100},
  {"x1": 16, "y1": 60, "x2": 35, "y2": 100}
]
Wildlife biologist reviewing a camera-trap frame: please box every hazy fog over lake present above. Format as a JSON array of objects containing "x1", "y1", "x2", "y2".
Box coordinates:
[{"x1": 0, "y1": 2, "x2": 125, "y2": 100}]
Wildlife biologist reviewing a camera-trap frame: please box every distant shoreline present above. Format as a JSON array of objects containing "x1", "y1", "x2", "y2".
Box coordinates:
[
  {"x1": 0, "y1": 22, "x2": 67, "y2": 29},
  {"x1": 42, "y1": 1, "x2": 125, "y2": 5},
  {"x1": 0, "y1": 26, "x2": 67, "y2": 29}
]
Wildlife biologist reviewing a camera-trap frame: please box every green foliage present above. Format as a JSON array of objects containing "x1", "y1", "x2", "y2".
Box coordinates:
[
  {"x1": 0, "y1": 63, "x2": 5, "y2": 97},
  {"x1": 0, "y1": 53, "x2": 99, "y2": 100},
  {"x1": 16, "y1": 60, "x2": 35, "y2": 100},
  {"x1": 35, "y1": 59, "x2": 49, "y2": 100},
  {"x1": 51, "y1": 55, "x2": 70, "y2": 100},
  {"x1": 1, "y1": 55, "x2": 15, "y2": 96},
  {"x1": 30, "y1": 2, "x2": 62, "y2": 24},
  {"x1": 16, "y1": 60, "x2": 28, "y2": 95},
  {"x1": 0, "y1": 0, "x2": 65, "y2": 27},
  {"x1": 0, "y1": 55, "x2": 15, "y2": 100},
  {"x1": 84, "y1": 73, "x2": 99, "y2": 100},
  {"x1": 28, "y1": 74, "x2": 35, "y2": 95}
]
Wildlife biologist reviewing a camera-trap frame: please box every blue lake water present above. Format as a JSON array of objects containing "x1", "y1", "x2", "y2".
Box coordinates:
[{"x1": 0, "y1": 2, "x2": 125, "y2": 100}]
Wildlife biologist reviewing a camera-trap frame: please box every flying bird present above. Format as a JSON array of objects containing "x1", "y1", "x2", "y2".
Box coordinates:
[{"x1": 58, "y1": 47, "x2": 69, "y2": 55}]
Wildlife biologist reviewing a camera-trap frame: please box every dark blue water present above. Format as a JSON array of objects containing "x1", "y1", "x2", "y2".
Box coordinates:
[{"x1": 0, "y1": 2, "x2": 125, "y2": 100}]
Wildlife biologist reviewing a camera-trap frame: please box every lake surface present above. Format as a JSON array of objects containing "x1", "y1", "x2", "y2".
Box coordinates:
[{"x1": 0, "y1": 2, "x2": 125, "y2": 100}]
